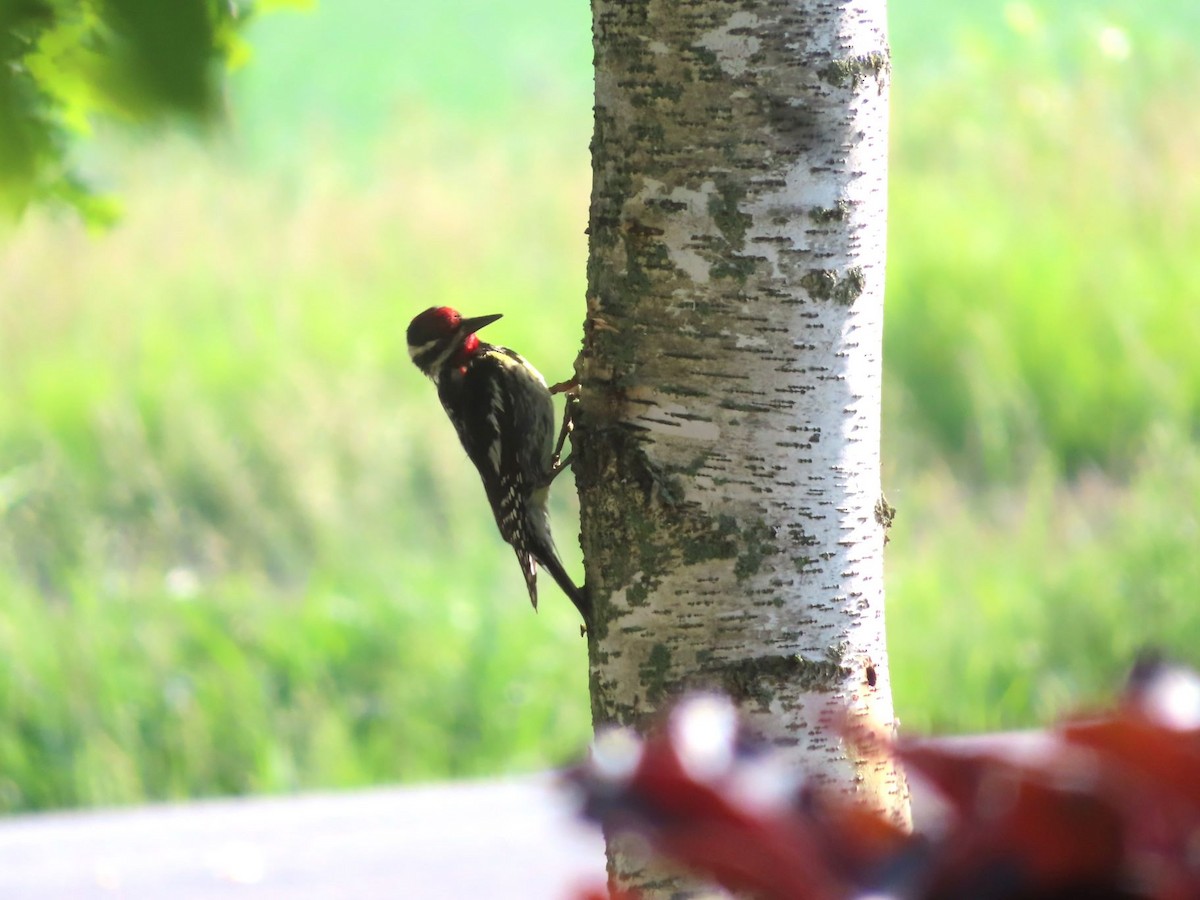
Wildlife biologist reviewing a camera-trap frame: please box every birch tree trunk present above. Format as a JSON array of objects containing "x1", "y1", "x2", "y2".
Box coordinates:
[{"x1": 575, "y1": 0, "x2": 908, "y2": 892}]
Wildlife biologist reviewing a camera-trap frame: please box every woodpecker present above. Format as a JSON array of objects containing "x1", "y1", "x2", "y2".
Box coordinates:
[{"x1": 407, "y1": 306, "x2": 590, "y2": 624}]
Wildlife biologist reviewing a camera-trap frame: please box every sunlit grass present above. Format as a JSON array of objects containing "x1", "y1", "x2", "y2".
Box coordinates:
[
  {"x1": 0, "y1": 120, "x2": 592, "y2": 812},
  {"x1": 882, "y1": 0, "x2": 1200, "y2": 731},
  {"x1": 886, "y1": 432, "x2": 1200, "y2": 734},
  {"x1": 888, "y1": 8, "x2": 1200, "y2": 478}
]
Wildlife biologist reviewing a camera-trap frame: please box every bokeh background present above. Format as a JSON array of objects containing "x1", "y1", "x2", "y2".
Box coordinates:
[{"x1": 0, "y1": 0, "x2": 1196, "y2": 812}]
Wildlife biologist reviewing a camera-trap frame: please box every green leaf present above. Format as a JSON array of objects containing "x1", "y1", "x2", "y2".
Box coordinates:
[{"x1": 0, "y1": 0, "x2": 305, "y2": 221}]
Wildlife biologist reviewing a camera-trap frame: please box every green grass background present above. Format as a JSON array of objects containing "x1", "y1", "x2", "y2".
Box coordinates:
[{"x1": 0, "y1": 0, "x2": 1196, "y2": 810}]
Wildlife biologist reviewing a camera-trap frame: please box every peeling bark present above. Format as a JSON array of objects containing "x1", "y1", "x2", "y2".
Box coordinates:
[{"x1": 577, "y1": 0, "x2": 908, "y2": 893}]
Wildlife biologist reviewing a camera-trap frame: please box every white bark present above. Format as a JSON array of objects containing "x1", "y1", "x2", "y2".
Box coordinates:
[{"x1": 577, "y1": 0, "x2": 908, "y2": 893}]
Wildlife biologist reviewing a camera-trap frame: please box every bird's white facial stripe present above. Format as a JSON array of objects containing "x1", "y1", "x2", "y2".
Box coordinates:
[
  {"x1": 407, "y1": 338, "x2": 440, "y2": 360},
  {"x1": 409, "y1": 334, "x2": 461, "y2": 379}
]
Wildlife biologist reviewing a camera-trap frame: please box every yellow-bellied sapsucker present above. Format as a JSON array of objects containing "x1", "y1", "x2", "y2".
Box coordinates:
[{"x1": 407, "y1": 306, "x2": 589, "y2": 624}]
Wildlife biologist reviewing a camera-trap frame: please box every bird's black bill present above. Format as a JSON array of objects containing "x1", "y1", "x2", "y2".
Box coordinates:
[{"x1": 460, "y1": 313, "x2": 502, "y2": 335}]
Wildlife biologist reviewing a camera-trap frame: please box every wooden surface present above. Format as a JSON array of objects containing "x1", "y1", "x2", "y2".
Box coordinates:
[
  {"x1": 0, "y1": 775, "x2": 605, "y2": 899},
  {"x1": 0, "y1": 733, "x2": 1049, "y2": 898}
]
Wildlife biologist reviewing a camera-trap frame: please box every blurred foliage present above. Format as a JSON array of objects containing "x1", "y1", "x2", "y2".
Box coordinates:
[
  {"x1": 0, "y1": 0, "x2": 1196, "y2": 811},
  {"x1": 0, "y1": 0, "x2": 304, "y2": 220},
  {"x1": 573, "y1": 677, "x2": 1200, "y2": 900}
]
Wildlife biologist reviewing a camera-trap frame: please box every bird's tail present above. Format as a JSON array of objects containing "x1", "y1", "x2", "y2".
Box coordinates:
[
  {"x1": 535, "y1": 546, "x2": 591, "y2": 625},
  {"x1": 514, "y1": 543, "x2": 589, "y2": 624},
  {"x1": 516, "y1": 490, "x2": 590, "y2": 625},
  {"x1": 515, "y1": 546, "x2": 540, "y2": 612}
]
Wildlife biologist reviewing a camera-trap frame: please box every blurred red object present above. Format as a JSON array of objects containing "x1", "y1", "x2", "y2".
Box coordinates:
[{"x1": 567, "y1": 660, "x2": 1200, "y2": 899}]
